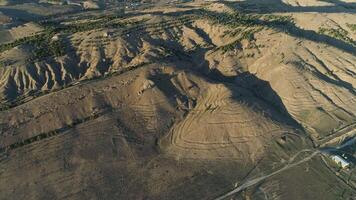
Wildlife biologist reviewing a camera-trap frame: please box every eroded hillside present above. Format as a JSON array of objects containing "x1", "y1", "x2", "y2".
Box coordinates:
[{"x1": 0, "y1": 1, "x2": 355, "y2": 200}]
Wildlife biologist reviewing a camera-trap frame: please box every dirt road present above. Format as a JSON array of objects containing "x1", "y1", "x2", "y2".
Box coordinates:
[
  {"x1": 215, "y1": 129, "x2": 356, "y2": 200},
  {"x1": 214, "y1": 150, "x2": 320, "y2": 200}
]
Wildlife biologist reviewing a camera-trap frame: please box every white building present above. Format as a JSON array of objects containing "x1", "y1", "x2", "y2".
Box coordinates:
[
  {"x1": 331, "y1": 155, "x2": 350, "y2": 168},
  {"x1": 51, "y1": 35, "x2": 60, "y2": 41},
  {"x1": 66, "y1": 0, "x2": 81, "y2": 7}
]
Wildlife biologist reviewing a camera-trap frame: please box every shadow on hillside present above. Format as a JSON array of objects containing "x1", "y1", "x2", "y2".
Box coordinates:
[
  {"x1": 147, "y1": 8, "x2": 356, "y2": 55},
  {"x1": 189, "y1": 50, "x2": 304, "y2": 130},
  {"x1": 151, "y1": 42, "x2": 304, "y2": 131},
  {"x1": 0, "y1": 7, "x2": 42, "y2": 21},
  {"x1": 291, "y1": 61, "x2": 356, "y2": 98},
  {"x1": 198, "y1": 10, "x2": 356, "y2": 56},
  {"x1": 223, "y1": 0, "x2": 356, "y2": 14}
]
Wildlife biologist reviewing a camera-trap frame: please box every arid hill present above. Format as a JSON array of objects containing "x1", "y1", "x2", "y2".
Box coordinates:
[{"x1": 0, "y1": 1, "x2": 355, "y2": 200}]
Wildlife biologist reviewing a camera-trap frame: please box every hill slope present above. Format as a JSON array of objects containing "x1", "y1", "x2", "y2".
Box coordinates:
[{"x1": 0, "y1": 1, "x2": 355, "y2": 200}]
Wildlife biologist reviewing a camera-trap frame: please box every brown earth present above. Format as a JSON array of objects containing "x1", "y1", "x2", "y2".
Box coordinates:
[{"x1": 0, "y1": 1, "x2": 355, "y2": 199}]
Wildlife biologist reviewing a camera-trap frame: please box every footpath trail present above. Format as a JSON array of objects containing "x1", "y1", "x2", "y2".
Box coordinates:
[
  {"x1": 214, "y1": 150, "x2": 320, "y2": 200},
  {"x1": 215, "y1": 129, "x2": 356, "y2": 200}
]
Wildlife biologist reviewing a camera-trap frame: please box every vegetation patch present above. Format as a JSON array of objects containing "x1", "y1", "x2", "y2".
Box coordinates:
[
  {"x1": 199, "y1": 10, "x2": 294, "y2": 53},
  {"x1": 0, "y1": 27, "x2": 65, "y2": 61},
  {"x1": 346, "y1": 23, "x2": 356, "y2": 32},
  {"x1": 0, "y1": 14, "x2": 143, "y2": 62},
  {"x1": 318, "y1": 27, "x2": 356, "y2": 47},
  {"x1": 219, "y1": 28, "x2": 262, "y2": 53},
  {"x1": 199, "y1": 10, "x2": 294, "y2": 29},
  {"x1": 0, "y1": 107, "x2": 113, "y2": 154}
]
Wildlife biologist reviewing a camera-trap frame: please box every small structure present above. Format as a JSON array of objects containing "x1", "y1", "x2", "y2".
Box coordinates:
[
  {"x1": 66, "y1": 0, "x2": 81, "y2": 7},
  {"x1": 83, "y1": 1, "x2": 100, "y2": 10},
  {"x1": 331, "y1": 155, "x2": 350, "y2": 168},
  {"x1": 51, "y1": 34, "x2": 60, "y2": 41},
  {"x1": 102, "y1": 31, "x2": 113, "y2": 38}
]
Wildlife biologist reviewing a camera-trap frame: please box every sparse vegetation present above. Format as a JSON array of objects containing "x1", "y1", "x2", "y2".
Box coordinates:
[
  {"x1": 219, "y1": 26, "x2": 262, "y2": 53},
  {"x1": 318, "y1": 27, "x2": 356, "y2": 46},
  {"x1": 0, "y1": 2, "x2": 355, "y2": 200},
  {"x1": 62, "y1": 16, "x2": 125, "y2": 33},
  {"x1": 0, "y1": 27, "x2": 65, "y2": 61},
  {"x1": 199, "y1": 10, "x2": 294, "y2": 53},
  {"x1": 0, "y1": 108, "x2": 113, "y2": 153},
  {"x1": 0, "y1": 15, "x2": 145, "y2": 62},
  {"x1": 346, "y1": 23, "x2": 356, "y2": 32},
  {"x1": 199, "y1": 10, "x2": 294, "y2": 29}
]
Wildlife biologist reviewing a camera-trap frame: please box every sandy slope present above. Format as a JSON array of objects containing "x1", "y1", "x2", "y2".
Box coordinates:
[
  {"x1": 0, "y1": 1, "x2": 355, "y2": 199},
  {"x1": 0, "y1": 2, "x2": 355, "y2": 145}
]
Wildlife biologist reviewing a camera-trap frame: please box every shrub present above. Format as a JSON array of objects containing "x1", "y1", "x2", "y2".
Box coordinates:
[
  {"x1": 346, "y1": 23, "x2": 356, "y2": 32},
  {"x1": 318, "y1": 27, "x2": 355, "y2": 46}
]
